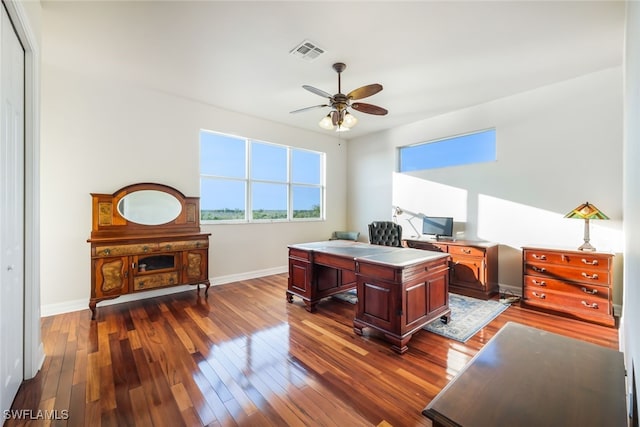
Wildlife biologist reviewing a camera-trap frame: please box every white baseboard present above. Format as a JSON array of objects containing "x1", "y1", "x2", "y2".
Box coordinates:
[{"x1": 40, "y1": 265, "x2": 288, "y2": 317}]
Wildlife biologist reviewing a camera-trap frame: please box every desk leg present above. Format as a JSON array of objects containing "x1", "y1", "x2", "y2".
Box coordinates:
[
  {"x1": 353, "y1": 318, "x2": 410, "y2": 354},
  {"x1": 286, "y1": 291, "x2": 318, "y2": 313}
]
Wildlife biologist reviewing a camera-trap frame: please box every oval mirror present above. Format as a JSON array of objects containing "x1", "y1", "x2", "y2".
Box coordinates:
[{"x1": 117, "y1": 190, "x2": 182, "y2": 225}]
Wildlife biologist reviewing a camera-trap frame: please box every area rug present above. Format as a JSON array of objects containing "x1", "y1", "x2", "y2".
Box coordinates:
[
  {"x1": 423, "y1": 294, "x2": 509, "y2": 342},
  {"x1": 332, "y1": 290, "x2": 509, "y2": 343}
]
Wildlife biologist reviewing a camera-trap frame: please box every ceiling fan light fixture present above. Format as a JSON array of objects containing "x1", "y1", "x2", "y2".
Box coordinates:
[
  {"x1": 318, "y1": 113, "x2": 334, "y2": 130},
  {"x1": 342, "y1": 111, "x2": 358, "y2": 128}
]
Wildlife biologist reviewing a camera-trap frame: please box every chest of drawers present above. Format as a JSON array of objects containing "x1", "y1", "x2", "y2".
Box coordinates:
[{"x1": 522, "y1": 246, "x2": 615, "y2": 326}]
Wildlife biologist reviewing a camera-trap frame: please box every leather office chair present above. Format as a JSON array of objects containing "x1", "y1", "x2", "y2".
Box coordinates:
[{"x1": 368, "y1": 221, "x2": 403, "y2": 247}]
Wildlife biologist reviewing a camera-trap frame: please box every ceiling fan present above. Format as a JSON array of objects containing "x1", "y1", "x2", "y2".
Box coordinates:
[{"x1": 290, "y1": 62, "x2": 388, "y2": 131}]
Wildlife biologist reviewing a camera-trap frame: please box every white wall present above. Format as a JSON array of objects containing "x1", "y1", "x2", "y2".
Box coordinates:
[
  {"x1": 348, "y1": 68, "x2": 624, "y2": 302},
  {"x1": 40, "y1": 62, "x2": 348, "y2": 314},
  {"x1": 622, "y1": 0, "x2": 640, "y2": 420}
]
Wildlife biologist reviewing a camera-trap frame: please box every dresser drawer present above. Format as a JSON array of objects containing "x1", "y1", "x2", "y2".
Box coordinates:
[
  {"x1": 523, "y1": 287, "x2": 611, "y2": 317},
  {"x1": 524, "y1": 262, "x2": 610, "y2": 286},
  {"x1": 94, "y1": 243, "x2": 158, "y2": 257},
  {"x1": 133, "y1": 272, "x2": 179, "y2": 291},
  {"x1": 523, "y1": 250, "x2": 611, "y2": 270},
  {"x1": 524, "y1": 275, "x2": 609, "y2": 302},
  {"x1": 158, "y1": 239, "x2": 208, "y2": 251}
]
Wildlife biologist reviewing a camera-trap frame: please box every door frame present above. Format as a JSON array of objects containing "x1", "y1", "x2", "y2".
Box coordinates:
[{"x1": 2, "y1": 0, "x2": 43, "y2": 378}]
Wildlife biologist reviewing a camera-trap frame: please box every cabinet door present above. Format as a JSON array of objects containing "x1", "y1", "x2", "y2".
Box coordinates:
[
  {"x1": 182, "y1": 249, "x2": 208, "y2": 283},
  {"x1": 93, "y1": 256, "x2": 130, "y2": 298},
  {"x1": 451, "y1": 257, "x2": 485, "y2": 290}
]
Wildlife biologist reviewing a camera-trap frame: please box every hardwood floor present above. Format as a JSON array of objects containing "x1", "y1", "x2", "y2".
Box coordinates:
[{"x1": 7, "y1": 274, "x2": 619, "y2": 426}]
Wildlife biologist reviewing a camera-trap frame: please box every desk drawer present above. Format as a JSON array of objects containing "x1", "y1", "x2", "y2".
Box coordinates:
[{"x1": 449, "y1": 245, "x2": 485, "y2": 258}]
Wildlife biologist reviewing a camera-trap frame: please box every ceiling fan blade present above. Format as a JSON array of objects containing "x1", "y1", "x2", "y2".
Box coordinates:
[
  {"x1": 290, "y1": 104, "x2": 329, "y2": 114},
  {"x1": 351, "y1": 102, "x2": 388, "y2": 116},
  {"x1": 347, "y1": 84, "x2": 383, "y2": 100},
  {"x1": 303, "y1": 85, "x2": 333, "y2": 99}
]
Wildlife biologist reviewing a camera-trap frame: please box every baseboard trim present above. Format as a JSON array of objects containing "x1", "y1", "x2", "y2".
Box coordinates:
[{"x1": 41, "y1": 265, "x2": 288, "y2": 317}]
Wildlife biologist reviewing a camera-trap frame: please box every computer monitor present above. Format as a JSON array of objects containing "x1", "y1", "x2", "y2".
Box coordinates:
[{"x1": 422, "y1": 216, "x2": 454, "y2": 239}]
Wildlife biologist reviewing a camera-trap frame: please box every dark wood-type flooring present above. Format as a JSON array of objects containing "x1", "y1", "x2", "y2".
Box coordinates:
[{"x1": 7, "y1": 273, "x2": 619, "y2": 426}]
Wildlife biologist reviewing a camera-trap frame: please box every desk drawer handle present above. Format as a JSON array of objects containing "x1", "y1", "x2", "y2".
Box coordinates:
[
  {"x1": 532, "y1": 254, "x2": 547, "y2": 260},
  {"x1": 531, "y1": 266, "x2": 546, "y2": 273},
  {"x1": 532, "y1": 292, "x2": 546, "y2": 299},
  {"x1": 531, "y1": 279, "x2": 546, "y2": 287},
  {"x1": 581, "y1": 258, "x2": 599, "y2": 266},
  {"x1": 461, "y1": 248, "x2": 472, "y2": 254},
  {"x1": 581, "y1": 301, "x2": 599, "y2": 309},
  {"x1": 103, "y1": 248, "x2": 111, "y2": 255},
  {"x1": 581, "y1": 272, "x2": 599, "y2": 280},
  {"x1": 581, "y1": 287, "x2": 598, "y2": 295},
  {"x1": 138, "y1": 281, "x2": 145, "y2": 288}
]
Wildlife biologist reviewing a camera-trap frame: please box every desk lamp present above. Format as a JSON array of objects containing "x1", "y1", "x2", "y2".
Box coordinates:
[{"x1": 564, "y1": 202, "x2": 609, "y2": 251}]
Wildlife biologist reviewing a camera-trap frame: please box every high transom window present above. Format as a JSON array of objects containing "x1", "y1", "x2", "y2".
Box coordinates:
[{"x1": 399, "y1": 129, "x2": 496, "y2": 172}]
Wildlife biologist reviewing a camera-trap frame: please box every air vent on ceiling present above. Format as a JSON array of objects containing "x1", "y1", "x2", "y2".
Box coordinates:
[{"x1": 289, "y1": 40, "x2": 325, "y2": 62}]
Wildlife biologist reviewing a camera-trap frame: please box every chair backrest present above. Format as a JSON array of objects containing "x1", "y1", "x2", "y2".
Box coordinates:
[
  {"x1": 330, "y1": 231, "x2": 360, "y2": 241},
  {"x1": 368, "y1": 221, "x2": 403, "y2": 247}
]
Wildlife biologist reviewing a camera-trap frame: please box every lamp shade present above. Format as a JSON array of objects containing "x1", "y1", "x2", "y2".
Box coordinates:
[
  {"x1": 564, "y1": 202, "x2": 608, "y2": 251},
  {"x1": 564, "y1": 202, "x2": 609, "y2": 220}
]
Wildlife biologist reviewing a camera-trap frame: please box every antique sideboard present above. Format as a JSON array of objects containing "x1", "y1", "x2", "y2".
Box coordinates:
[{"x1": 87, "y1": 183, "x2": 210, "y2": 320}]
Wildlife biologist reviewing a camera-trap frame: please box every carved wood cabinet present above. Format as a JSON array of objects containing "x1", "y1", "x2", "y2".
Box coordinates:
[
  {"x1": 88, "y1": 183, "x2": 210, "y2": 320},
  {"x1": 404, "y1": 239, "x2": 499, "y2": 300}
]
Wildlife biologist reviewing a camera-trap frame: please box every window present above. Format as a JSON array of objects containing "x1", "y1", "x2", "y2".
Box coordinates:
[
  {"x1": 399, "y1": 129, "x2": 496, "y2": 172},
  {"x1": 200, "y1": 130, "x2": 324, "y2": 222}
]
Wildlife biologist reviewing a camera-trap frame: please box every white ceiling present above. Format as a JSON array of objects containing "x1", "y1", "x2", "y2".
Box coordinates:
[{"x1": 41, "y1": 0, "x2": 626, "y2": 139}]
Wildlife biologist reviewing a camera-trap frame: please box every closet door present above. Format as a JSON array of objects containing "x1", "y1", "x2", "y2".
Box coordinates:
[{"x1": 0, "y1": 4, "x2": 25, "y2": 414}]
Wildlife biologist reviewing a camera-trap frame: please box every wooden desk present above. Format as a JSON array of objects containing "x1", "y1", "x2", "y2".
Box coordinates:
[
  {"x1": 422, "y1": 322, "x2": 627, "y2": 427},
  {"x1": 287, "y1": 241, "x2": 451, "y2": 354}
]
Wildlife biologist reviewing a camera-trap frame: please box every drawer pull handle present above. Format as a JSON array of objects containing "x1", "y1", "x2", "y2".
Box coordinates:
[
  {"x1": 581, "y1": 272, "x2": 599, "y2": 280},
  {"x1": 581, "y1": 301, "x2": 599, "y2": 309},
  {"x1": 581, "y1": 287, "x2": 598, "y2": 295},
  {"x1": 461, "y1": 249, "x2": 471, "y2": 254},
  {"x1": 532, "y1": 292, "x2": 546, "y2": 299},
  {"x1": 532, "y1": 266, "x2": 546, "y2": 273},
  {"x1": 138, "y1": 281, "x2": 145, "y2": 288},
  {"x1": 532, "y1": 279, "x2": 547, "y2": 287},
  {"x1": 165, "y1": 244, "x2": 172, "y2": 250},
  {"x1": 103, "y1": 248, "x2": 111, "y2": 255},
  {"x1": 532, "y1": 254, "x2": 547, "y2": 260},
  {"x1": 143, "y1": 246, "x2": 149, "y2": 252},
  {"x1": 581, "y1": 258, "x2": 599, "y2": 266}
]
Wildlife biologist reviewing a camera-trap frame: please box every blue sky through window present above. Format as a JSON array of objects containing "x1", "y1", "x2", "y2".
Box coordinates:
[
  {"x1": 399, "y1": 129, "x2": 496, "y2": 172},
  {"x1": 200, "y1": 130, "x2": 323, "y2": 220}
]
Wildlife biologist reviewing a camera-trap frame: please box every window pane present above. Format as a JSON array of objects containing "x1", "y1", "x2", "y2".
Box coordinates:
[
  {"x1": 292, "y1": 149, "x2": 321, "y2": 184},
  {"x1": 252, "y1": 182, "x2": 287, "y2": 220},
  {"x1": 251, "y1": 142, "x2": 287, "y2": 182},
  {"x1": 293, "y1": 186, "x2": 321, "y2": 219},
  {"x1": 200, "y1": 132, "x2": 246, "y2": 178},
  {"x1": 399, "y1": 129, "x2": 496, "y2": 172},
  {"x1": 200, "y1": 178, "x2": 246, "y2": 221}
]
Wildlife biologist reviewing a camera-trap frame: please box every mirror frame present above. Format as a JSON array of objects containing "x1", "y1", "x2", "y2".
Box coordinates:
[{"x1": 89, "y1": 183, "x2": 201, "y2": 238}]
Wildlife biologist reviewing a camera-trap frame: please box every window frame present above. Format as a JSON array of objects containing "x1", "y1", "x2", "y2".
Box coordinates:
[{"x1": 200, "y1": 130, "x2": 325, "y2": 224}]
